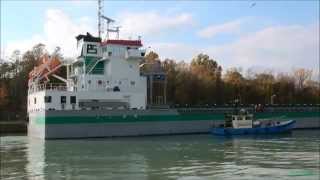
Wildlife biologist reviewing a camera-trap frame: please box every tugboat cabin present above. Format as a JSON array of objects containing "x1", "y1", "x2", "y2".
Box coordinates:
[{"x1": 225, "y1": 109, "x2": 254, "y2": 129}]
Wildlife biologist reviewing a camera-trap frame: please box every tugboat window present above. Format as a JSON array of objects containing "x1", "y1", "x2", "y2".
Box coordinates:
[{"x1": 61, "y1": 96, "x2": 67, "y2": 104}]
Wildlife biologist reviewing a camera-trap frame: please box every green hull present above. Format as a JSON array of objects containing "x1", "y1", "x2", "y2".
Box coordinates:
[{"x1": 34, "y1": 111, "x2": 319, "y2": 125}]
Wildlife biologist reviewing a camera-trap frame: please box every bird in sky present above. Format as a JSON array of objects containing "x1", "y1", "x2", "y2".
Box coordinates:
[{"x1": 250, "y1": 2, "x2": 256, "y2": 8}]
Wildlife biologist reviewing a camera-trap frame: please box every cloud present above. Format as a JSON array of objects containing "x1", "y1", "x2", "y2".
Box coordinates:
[
  {"x1": 151, "y1": 23, "x2": 319, "y2": 78},
  {"x1": 4, "y1": 9, "x2": 95, "y2": 59},
  {"x1": 197, "y1": 18, "x2": 246, "y2": 39},
  {"x1": 43, "y1": 9, "x2": 95, "y2": 56},
  {"x1": 149, "y1": 42, "x2": 201, "y2": 61},
  {"x1": 4, "y1": 35, "x2": 44, "y2": 59},
  {"x1": 3, "y1": 10, "x2": 194, "y2": 58},
  {"x1": 116, "y1": 11, "x2": 194, "y2": 39},
  {"x1": 208, "y1": 23, "x2": 319, "y2": 73}
]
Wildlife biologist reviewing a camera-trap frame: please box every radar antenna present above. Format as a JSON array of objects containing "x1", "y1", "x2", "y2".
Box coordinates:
[
  {"x1": 97, "y1": 0, "x2": 120, "y2": 40},
  {"x1": 107, "y1": 26, "x2": 121, "y2": 39}
]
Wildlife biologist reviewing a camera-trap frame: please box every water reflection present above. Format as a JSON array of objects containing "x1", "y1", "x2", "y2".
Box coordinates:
[
  {"x1": 26, "y1": 138, "x2": 45, "y2": 179},
  {"x1": 0, "y1": 136, "x2": 29, "y2": 179},
  {"x1": 1, "y1": 130, "x2": 319, "y2": 180}
]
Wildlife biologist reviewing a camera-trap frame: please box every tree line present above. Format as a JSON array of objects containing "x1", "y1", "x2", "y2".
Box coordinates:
[
  {"x1": 0, "y1": 45, "x2": 319, "y2": 120},
  {"x1": 144, "y1": 51, "x2": 319, "y2": 106}
]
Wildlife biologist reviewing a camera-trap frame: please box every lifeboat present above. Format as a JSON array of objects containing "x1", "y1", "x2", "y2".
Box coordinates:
[{"x1": 29, "y1": 54, "x2": 62, "y2": 82}]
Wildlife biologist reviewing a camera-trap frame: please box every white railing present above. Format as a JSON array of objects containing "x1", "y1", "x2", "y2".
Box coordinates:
[
  {"x1": 125, "y1": 49, "x2": 146, "y2": 60},
  {"x1": 28, "y1": 83, "x2": 67, "y2": 94}
]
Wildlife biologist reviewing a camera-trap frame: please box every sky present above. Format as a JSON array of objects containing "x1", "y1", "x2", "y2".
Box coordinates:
[{"x1": 1, "y1": 0, "x2": 319, "y2": 77}]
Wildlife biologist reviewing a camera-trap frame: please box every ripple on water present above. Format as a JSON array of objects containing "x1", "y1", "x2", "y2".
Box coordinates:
[{"x1": 1, "y1": 130, "x2": 320, "y2": 180}]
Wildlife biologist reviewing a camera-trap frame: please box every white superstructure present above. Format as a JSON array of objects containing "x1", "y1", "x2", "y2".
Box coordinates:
[{"x1": 27, "y1": 32, "x2": 147, "y2": 113}]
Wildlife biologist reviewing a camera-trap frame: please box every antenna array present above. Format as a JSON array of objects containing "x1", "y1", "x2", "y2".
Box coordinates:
[
  {"x1": 98, "y1": 0, "x2": 103, "y2": 38},
  {"x1": 98, "y1": 0, "x2": 120, "y2": 40}
]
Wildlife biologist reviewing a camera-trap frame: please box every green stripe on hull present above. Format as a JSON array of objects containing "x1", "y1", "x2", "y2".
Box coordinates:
[
  {"x1": 35, "y1": 114, "x2": 225, "y2": 124},
  {"x1": 34, "y1": 111, "x2": 319, "y2": 125}
]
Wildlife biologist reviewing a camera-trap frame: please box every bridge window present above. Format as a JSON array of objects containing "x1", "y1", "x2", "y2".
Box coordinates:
[
  {"x1": 44, "y1": 96, "x2": 52, "y2": 103},
  {"x1": 87, "y1": 44, "x2": 97, "y2": 54},
  {"x1": 61, "y1": 96, "x2": 67, "y2": 104}
]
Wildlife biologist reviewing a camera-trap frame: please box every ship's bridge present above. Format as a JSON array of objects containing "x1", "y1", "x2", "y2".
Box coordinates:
[
  {"x1": 28, "y1": 14, "x2": 149, "y2": 112},
  {"x1": 100, "y1": 39, "x2": 146, "y2": 60}
]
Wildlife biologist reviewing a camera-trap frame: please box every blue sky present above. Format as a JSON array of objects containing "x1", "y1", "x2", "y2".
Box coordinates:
[{"x1": 1, "y1": 0, "x2": 319, "y2": 76}]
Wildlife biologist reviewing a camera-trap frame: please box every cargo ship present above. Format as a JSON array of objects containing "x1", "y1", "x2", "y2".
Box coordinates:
[{"x1": 27, "y1": 1, "x2": 319, "y2": 139}]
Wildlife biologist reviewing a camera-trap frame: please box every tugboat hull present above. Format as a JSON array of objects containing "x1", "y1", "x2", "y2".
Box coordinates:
[{"x1": 211, "y1": 120, "x2": 296, "y2": 136}]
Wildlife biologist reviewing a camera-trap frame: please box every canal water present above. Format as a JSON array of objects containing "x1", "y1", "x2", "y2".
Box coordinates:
[{"x1": 1, "y1": 130, "x2": 319, "y2": 180}]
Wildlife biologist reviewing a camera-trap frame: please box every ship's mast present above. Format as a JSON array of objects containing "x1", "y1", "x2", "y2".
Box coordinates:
[
  {"x1": 98, "y1": 0, "x2": 103, "y2": 38},
  {"x1": 97, "y1": 0, "x2": 120, "y2": 40}
]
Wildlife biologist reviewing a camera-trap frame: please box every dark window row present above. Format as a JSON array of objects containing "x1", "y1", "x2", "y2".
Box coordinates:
[{"x1": 42, "y1": 96, "x2": 76, "y2": 104}]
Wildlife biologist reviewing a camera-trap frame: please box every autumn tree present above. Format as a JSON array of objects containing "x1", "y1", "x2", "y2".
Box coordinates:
[
  {"x1": 0, "y1": 44, "x2": 47, "y2": 120},
  {"x1": 293, "y1": 68, "x2": 313, "y2": 90},
  {"x1": 190, "y1": 54, "x2": 222, "y2": 104},
  {"x1": 223, "y1": 68, "x2": 245, "y2": 103},
  {"x1": 144, "y1": 51, "x2": 159, "y2": 63}
]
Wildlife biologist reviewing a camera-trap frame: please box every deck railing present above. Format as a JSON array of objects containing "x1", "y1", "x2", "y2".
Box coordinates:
[{"x1": 28, "y1": 83, "x2": 67, "y2": 94}]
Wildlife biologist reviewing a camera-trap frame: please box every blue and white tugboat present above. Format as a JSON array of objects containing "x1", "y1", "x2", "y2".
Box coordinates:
[{"x1": 210, "y1": 103, "x2": 296, "y2": 136}]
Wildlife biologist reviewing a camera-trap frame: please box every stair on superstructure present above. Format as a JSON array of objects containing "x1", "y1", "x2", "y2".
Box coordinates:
[{"x1": 86, "y1": 58, "x2": 100, "y2": 74}]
